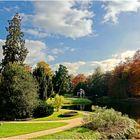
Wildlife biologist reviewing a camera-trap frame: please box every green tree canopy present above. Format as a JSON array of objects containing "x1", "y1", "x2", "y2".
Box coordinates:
[
  {"x1": 33, "y1": 61, "x2": 53, "y2": 100},
  {"x1": 86, "y1": 67, "x2": 109, "y2": 97},
  {"x1": 0, "y1": 63, "x2": 38, "y2": 120},
  {"x1": 1, "y1": 13, "x2": 28, "y2": 70},
  {"x1": 53, "y1": 64, "x2": 71, "y2": 95}
]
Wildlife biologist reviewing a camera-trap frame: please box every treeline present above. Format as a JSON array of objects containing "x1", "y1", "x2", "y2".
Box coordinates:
[{"x1": 72, "y1": 50, "x2": 140, "y2": 99}]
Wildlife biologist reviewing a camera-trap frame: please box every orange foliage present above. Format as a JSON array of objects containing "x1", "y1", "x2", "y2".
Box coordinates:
[
  {"x1": 72, "y1": 74, "x2": 87, "y2": 87},
  {"x1": 109, "y1": 50, "x2": 140, "y2": 97},
  {"x1": 108, "y1": 62, "x2": 130, "y2": 98},
  {"x1": 129, "y1": 50, "x2": 140, "y2": 96}
]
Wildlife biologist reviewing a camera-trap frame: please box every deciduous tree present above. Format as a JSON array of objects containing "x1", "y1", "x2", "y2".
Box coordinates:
[
  {"x1": 129, "y1": 50, "x2": 140, "y2": 96},
  {"x1": 33, "y1": 61, "x2": 53, "y2": 100},
  {"x1": 72, "y1": 74, "x2": 87, "y2": 87}
]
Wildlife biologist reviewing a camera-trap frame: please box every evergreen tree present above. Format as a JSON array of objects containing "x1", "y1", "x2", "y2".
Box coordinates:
[
  {"x1": 0, "y1": 63, "x2": 38, "y2": 120},
  {"x1": 53, "y1": 64, "x2": 71, "y2": 95},
  {"x1": 1, "y1": 13, "x2": 28, "y2": 70}
]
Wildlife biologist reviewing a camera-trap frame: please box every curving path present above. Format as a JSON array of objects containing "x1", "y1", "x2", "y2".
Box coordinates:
[{"x1": 0, "y1": 118, "x2": 83, "y2": 140}]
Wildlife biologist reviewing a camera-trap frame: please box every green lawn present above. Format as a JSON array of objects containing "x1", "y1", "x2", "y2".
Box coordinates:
[
  {"x1": 33, "y1": 127, "x2": 101, "y2": 139},
  {"x1": 0, "y1": 122, "x2": 67, "y2": 138},
  {"x1": 63, "y1": 97, "x2": 92, "y2": 105},
  {"x1": 34, "y1": 109, "x2": 83, "y2": 121}
]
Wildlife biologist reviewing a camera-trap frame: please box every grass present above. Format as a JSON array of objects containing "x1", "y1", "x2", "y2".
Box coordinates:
[
  {"x1": 34, "y1": 109, "x2": 83, "y2": 121},
  {"x1": 63, "y1": 97, "x2": 92, "y2": 105},
  {"x1": 0, "y1": 122, "x2": 67, "y2": 138},
  {"x1": 33, "y1": 127, "x2": 101, "y2": 139}
]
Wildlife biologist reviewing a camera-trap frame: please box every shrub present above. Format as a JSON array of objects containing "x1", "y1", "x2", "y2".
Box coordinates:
[
  {"x1": 0, "y1": 63, "x2": 38, "y2": 120},
  {"x1": 83, "y1": 106, "x2": 137, "y2": 139},
  {"x1": 59, "y1": 111, "x2": 78, "y2": 117},
  {"x1": 47, "y1": 94, "x2": 64, "y2": 111},
  {"x1": 33, "y1": 101, "x2": 54, "y2": 118}
]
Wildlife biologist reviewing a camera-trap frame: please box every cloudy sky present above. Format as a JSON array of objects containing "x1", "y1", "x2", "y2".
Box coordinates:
[{"x1": 0, "y1": 0, "x2": 140, "y2": 75}]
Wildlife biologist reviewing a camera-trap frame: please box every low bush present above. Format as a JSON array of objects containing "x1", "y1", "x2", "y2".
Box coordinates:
[
  {"x1": 47, "y1": 94, "x2": 64, "y2": 111},
  {"x1": 83, "y1": 106, "x2": 137, "y2": 139},
  {"x1": 33, "y1": 101, "x2": 54, "y2": 118},
  {"x1": 59, "y1": 111, "x2": 78, "y2": 117}
]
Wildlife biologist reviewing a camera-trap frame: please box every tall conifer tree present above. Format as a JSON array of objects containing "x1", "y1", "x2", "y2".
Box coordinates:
[{"x1": 1, "y1": 13, "x2": 28, "y2": 70}]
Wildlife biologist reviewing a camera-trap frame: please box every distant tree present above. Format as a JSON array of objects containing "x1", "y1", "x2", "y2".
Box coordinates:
[
  {"x1": 107, "y1": 50, "x2": 140, "y2": 98},
  {"x1": 129, "y1": 50, "x2": 140, "y2": 96},
  {"x1": 53, "y1": 64, "x2": 71, "y2": 95},
  {"x1": 1, "y1": 13, "x2": 28, "y2": 70},
  {"x1": 74, "y1": 82, "x2": 87, "y2": 96},
  {"x1": 109, "y1": 63, "x2": 130, "y2": 98},
  {"x1": 0, "y1": 63, "x2": 38, "y2": 120},
  {"x1": 33, "y1": 61, "x2": 53, "y2": 100},
  {"x1": 72, "y1": 74, "x2": 87, "y2": 87},
  {"x1": 86, "y1": 67, "x2": 108, "y2": 97}
]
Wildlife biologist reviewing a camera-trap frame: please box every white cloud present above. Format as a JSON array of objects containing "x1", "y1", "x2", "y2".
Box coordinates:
[
  {"x1": 20, "y1": 13, "x2": 33, "y2": 23},
  {"x1": 113, "y1": 50, "x2": 135, "y2": 60},
  {"x1": 25, "y1": 40, "x2": 48, "y2": 65},
  {"x1": 31, "y1": 0, "x2": 93, "y2": 38},
  {"x1": 70, "y1": 48, "x2": 76, "y2": 52},
  {"x1": 51, "y1": 48, "x2": 64, "y2": 55},
  {"x1": 0, "y1": 6, "x2": 20, "y2": 12},
  {"x1": 0, "y1": 39, "x2": 55, "y2": 65},
  {"x1": 47, "y1": 55, "x2": 55, "y2": 62},
  {"x1": 23, "y1": 29, "x2": 47, "y2": 38},
  {"x1": 103, "y1": 0, "x2": 140, "y2": 23},
  {"x1": 52, "y1": 61, "x2": 86, "y2": 75},
  {"x1": 50, "y1": 47, "x2": 76, "y2": 55},
  {"x1": 52, "y1": 50, "x2": 137, "y2": 75},
  {"x1": 93, "y1": 50, "x2": 136, "y2": 72}
]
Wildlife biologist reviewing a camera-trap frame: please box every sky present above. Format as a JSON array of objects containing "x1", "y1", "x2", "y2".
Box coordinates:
[{"x1": 0, "y1": 0, "x2": 140, "y2": 75}]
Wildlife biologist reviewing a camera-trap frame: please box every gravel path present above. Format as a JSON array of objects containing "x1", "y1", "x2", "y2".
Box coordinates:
[{"x1": 0, "y1": 118, "x2": 83, "y2": 140}]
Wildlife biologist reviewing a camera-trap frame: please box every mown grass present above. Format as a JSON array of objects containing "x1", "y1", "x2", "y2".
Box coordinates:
[
  {"x1": 63, "y1": 97, "x2": 92, "y2": 105},
  {"x1": 0, "y1": 122, "x2": 67, "y2": 138},
  {"x1": 33, "y1": 127, "x2": 101, "y2": 139},
  {"x1": 34, "y1": 109, "x2": 83, "y2": 121}
]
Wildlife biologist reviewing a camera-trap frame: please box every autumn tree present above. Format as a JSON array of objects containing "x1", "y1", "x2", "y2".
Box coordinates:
[
  {"x1": 108, "y1": 61, "x2": 131, "y2": 98},
  {"x1": 72, "y1": 74, "x2": 87, "y2": 87},
  {"x1": 53, "y1": 64, "x2": 71, "y2": 95},
  {"x1": 33, "y1": 61, "x2": 53, "y2": 100},
  {"x1": 129, "y1": 50, "x2": 140, "y2": 96},
  {"x1": 0, "y1": 13, "x2": 28, "y2": 71},
  {"x1": 109, "y1": 50, "x2": 140, "y2": 98}
]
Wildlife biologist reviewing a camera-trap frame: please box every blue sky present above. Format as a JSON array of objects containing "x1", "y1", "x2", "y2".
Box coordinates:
[{"x1": 0, "y1": 0, "x2": 140, "y2": 75}]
